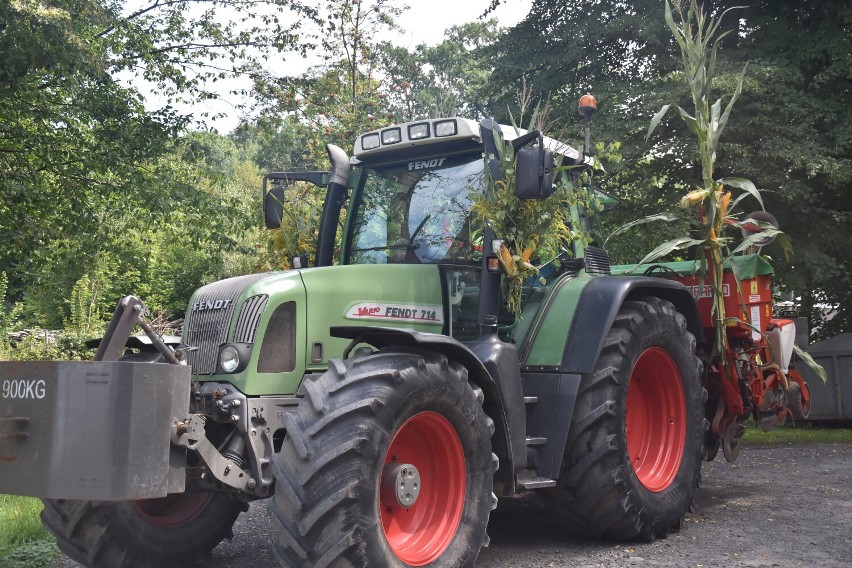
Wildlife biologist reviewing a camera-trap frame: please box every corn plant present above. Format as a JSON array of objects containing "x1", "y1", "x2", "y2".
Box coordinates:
[{"x1": 645, "y1": 0, "x2": 761, "y2": 357}]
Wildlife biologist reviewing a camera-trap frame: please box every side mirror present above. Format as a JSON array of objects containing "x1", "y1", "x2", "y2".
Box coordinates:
[
  {"x1": 262, "y1": 171, "x2": 327, "y2": 229},
  {"x1": 515, "y1": 144, "x2": 554, "y2": 200}
]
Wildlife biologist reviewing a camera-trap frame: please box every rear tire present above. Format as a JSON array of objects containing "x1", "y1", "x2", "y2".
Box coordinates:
[
  {"x1": 41, "y1": 492, "x2": 244, "y2": 568},
  {"x1": 545, "y1": 296, "x2": 704, "y2": 540},
  {"x1": 271, "y1": 348, "x2": 497, "y2": 567}
]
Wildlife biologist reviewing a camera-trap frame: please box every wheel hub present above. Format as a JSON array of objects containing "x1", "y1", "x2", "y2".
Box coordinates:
[{"x1": 381, "y1": 463, "x2": 421, "y2": 508}]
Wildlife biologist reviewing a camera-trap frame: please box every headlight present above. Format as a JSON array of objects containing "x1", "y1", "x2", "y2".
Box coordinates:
[
  {"x1": 408, "y1": 123, "x2": 430, "y2": 140},
  {"x1": 361, "y1": 133, "x2": 380, "y2": 150},
  {"x1": 219, "y1": 345, "x2": 240, "y2": 373},
  {"x1": 381, "y1": 127, "x2": 402, "y2": 144},
  {"x1": 434, "y1": 119, "x2": 457, "y2": 137}
]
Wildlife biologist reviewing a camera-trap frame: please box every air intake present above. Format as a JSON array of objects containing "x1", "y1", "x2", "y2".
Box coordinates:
[{"x1": 583, "y1": 246, "x2": 611, "y2": 275}]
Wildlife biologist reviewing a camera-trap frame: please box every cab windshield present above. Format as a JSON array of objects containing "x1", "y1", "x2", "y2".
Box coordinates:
[{"x1": 348, "y1": 155, "x2": 484, "y2": 265}]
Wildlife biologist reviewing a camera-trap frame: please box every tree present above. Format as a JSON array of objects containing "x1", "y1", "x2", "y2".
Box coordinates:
[
  {"x1": 488, "y1": 0, "x2": 852, "y2": 339},
  {"x1": 1, "y1": 0, "x2": 314, "y2": 327}
]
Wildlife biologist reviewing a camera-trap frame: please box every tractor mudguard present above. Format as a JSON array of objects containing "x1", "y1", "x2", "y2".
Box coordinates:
[
  {"x1": 330, "y1": 325, "x2": 522, "y2": 492},
  {"x1": 0, "y1": 360, "x2": 190, "y2": 500},
  {"x1": 562, "y1": 275, "x2": 703, "y2": 374}
]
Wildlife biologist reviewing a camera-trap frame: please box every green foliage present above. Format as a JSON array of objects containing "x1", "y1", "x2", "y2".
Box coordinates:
[
  {"x1": 0, "y1": 272, "x2": 11, "y2": 348},
  {"x1": 742, "y1": 425, "x2": 852, "y2": 446},
  {"x1": 491, "y1": 0, "x2": 851, "y2": 340},
  {"x1": 472, "y1": 124, "x2": 594, "y2": 314},
  {"x1": 0, "y1": 538, "x2": 58, "y2": 568},
  {"x1": 0, "y1": 495, "x2": 56, "y2": 567},
  {"x1": 382, "y1": 20, "x2": 504, "y2": 120},
  {"x1": 0, "y1": 0, "x2": 319, "y2": 333}
]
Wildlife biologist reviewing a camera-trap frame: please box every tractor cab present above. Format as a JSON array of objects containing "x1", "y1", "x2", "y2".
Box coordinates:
[{"x1": 263, "y1": 117, "x2": 596, "y2": 341}]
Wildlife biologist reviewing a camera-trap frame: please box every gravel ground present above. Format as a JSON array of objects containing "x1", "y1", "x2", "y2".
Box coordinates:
[{"x1": 52, "y1": 442, "x2": 851, "y2": 567}]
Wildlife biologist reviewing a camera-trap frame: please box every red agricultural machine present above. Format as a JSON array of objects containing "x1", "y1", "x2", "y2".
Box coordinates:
[{"x1": 624, "y1": 252, "x2": 811, "y2": 462}]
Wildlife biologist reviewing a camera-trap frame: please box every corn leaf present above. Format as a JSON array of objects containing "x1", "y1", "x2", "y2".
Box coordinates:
[
  {"x1": 777, "y1": 232, "x2": 794, "y2": 261},
  {"x1": 636, "y1": 236, "x2": 705, "y2": 267},
  {"x1": 676, "y1": 106, "x2": 706, "y2": 141},
  {"x1": 712, "y1": 64, "x2": 747, "y2": 147},
  {"x1": 728, "y1": 228, "x2": 783, "y2": 255},
  {"x1": 646, "y1": 103, "x2": 673, "y2": 142},
  {"x1": 664, "y1": 1, "x2": 687, "y2": 52},
  {"x1": 719, "y1": 177, "x2": 763, "y2": 210},
  {"x1": 605, "y1": 212, "x2": 683, "y2": 245},
  {"x1": 793, "y1": 344, "x2": 827, "y2": 384}
]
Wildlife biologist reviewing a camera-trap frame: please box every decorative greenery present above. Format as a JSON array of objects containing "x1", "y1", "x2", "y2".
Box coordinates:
[
  {"x1": 472, "y1": 123, "x2": 598, "y2": 315},
  {"x1": 642, "y1": 0, "x2": 747, "y2": 357},
  {"x1": 639, "y1": 1, "x2": 823, "y2": 382}
]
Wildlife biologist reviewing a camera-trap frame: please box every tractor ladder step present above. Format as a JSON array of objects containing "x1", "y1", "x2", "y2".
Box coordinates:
[{"x1": 517, "y1": 476, "x2": 557, "y2": 489}]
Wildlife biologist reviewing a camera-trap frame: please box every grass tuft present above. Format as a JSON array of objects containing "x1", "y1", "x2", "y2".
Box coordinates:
[
  {"x1": 0, "y1": 495, "x2": 57, "y2": 567},
  {"x1": 742, "y1": 425, "x2": 852, "y2": 446}
]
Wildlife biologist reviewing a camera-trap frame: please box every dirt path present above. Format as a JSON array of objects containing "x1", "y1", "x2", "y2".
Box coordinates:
[{"x1": 52, "y1": 442, "x2": 851, "y2": 567}]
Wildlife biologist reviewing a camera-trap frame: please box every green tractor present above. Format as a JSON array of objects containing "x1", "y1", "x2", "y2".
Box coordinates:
[{"x1": 0, "y1": 106, "x2": 706, "y2": 567}]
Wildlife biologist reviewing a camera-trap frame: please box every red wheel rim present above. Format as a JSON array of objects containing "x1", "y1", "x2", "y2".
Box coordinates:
[
  {"x1": 625, "y1": 347, "x2": 686, "y2": 492},
  {"x1": 133, "y1": 492, "x2": 213, "y2": 527},
  {"x1": 380, "y1": 411, "x2": 466, "y2": 566}
]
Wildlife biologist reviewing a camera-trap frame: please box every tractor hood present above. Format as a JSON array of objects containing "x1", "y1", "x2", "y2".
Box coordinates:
[
  {"x1": 299, "y1": 264, "x2": 445, "y2": 370},
  {"x1": 183, "y1": 265, "x2": 444, "y2": 396}
]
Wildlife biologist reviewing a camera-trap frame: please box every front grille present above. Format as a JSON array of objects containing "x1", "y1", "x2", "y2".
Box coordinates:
[
  {"x1": 184, "y1": 274, "x2": 272, "y2": 374},
  {"x1": 234, "y1": 295, "x2": 269, "y2": 343}
]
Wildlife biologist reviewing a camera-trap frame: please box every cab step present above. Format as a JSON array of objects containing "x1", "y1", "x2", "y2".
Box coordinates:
[{"x1": 517, "y1": 475, "x2": 557, "y2": 489}]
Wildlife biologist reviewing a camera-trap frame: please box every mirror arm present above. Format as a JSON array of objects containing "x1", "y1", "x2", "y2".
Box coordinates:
[
  {"x1": 510, "y1": 129, "x2": 543, "y2": 152},
  {"x1": 263, "y1": 171, "x2": 328, "y2": 187}
]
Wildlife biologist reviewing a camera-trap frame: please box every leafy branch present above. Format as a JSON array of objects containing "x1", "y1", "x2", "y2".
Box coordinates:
[{"x1": 472, "y1": 121, "x2": 596, "y2": 315}]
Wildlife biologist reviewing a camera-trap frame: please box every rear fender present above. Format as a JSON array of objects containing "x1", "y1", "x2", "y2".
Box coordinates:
[{"x1": 563, "y1": 276, "x2": 703, "y2": 374}]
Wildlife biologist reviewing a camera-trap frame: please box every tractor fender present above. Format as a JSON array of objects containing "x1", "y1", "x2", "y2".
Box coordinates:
[
  {"x1": 330, "y1": 325, "x2": 519, "y2": 492},
  {"x1": 562, "y1": 275, "x2": 703, "y2": 374}
]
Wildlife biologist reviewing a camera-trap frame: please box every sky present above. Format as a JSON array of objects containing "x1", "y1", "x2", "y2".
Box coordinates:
[
  {"x1": 125, "y1": 0, "x2": 532, "y2": 133},
  {"x1": 388, "y1": 0, "x2": 531, "y2": 48}
]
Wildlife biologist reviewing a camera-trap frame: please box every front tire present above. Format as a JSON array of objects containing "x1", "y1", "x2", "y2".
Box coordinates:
[
  {"x1": 271, "y1": 348, "x2": 497, "y2": 567},
  {"x1": 41, "y1": 491, "x2": 244, "y2": 567},
  {"x1": 546, "y1": 296, "x2": 704, "y2": 540}
]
